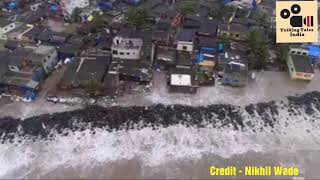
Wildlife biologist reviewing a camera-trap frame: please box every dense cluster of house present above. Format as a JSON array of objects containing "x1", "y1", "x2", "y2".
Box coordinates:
[{"x1": 0, "y1": 0, "x2": 318, "y2": 101}]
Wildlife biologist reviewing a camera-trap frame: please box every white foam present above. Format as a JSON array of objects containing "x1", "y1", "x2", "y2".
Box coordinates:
[{"x1": 0, "y1": 104, "x2": 320, "y2": 178}]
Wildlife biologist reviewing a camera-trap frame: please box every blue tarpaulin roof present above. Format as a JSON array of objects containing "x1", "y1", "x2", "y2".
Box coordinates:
[
  {"x1": 307, "y1": 45, "x2": 320, "y2": 57},
  {"x1": 198, "y1": 47, "x2": 216, "y2": 63}
]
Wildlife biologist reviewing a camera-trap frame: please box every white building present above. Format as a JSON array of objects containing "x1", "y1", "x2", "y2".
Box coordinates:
[
  {"x1": 33, "y1": 45, "x2": 58, "y2": 73},
  {"x1": 111, "y1": 36, "x2": 143, "y2": 60},
  {"x1": 170, "y1": 74, "x2": 191, "y2": 87},
  {"x1": 26, "y1": 45, "x2": 58, "y2": 74},
  {"x1": 0, "y1": 18, "x2": 17, "y2": 40},
  {"x1": 60, "y1": 0, "x2": 90, "y2": 19},
  {"x1": 176, "y1": 29, "x2": 194, "y2": 52}
]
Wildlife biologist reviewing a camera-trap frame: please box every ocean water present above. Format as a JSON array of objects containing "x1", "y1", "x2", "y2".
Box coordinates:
[{"x1": 0, "y1": 92, "x2": 320, "y2": 179}]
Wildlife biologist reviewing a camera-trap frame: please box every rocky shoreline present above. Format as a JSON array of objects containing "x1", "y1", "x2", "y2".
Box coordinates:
[{"x1": 0, "y1": 91, "x2": 320, "y2": 143}]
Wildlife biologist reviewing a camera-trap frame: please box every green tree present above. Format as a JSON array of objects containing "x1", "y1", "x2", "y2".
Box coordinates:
[
  {"x1": 71, "y1": 7, "x2": 82, "y2": 23},
  {"x1": 126, "y1": 7, "x2": 148, "y2": 28},
  {"x1": 246, "y1": 30, "x2": 269, "y2": 70},
  {"x1": 176, "y1": 2, "x2": 194, "y2": 16},
  {"x1": 85, "y1": 79, "x2": 99, "y2": 97},
  {"x1": 218, "y1": 33, "x2": 231, "y2": 49},
  {"x1": 252, "y1": 12, "x2": 270, "y2": 29},
  {"x1": 276, "y1": 44, "x2": 289, "y2": 70},
  {"x1": 90, "y1": 13, "x2": 108, "y2": 33}
]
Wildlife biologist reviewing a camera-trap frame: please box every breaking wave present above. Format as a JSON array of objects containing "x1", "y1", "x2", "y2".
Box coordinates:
[{"x1": 1, "y1": 91, "x2": 320, "y2": 178}]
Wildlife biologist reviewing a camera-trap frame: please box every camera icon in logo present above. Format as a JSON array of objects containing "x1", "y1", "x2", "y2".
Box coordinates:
[{"x1": 280, "y1": 4, "x2": 313, "y2": 27}]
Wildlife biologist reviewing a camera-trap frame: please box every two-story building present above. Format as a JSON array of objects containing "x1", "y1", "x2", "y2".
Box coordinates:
[{"x1": 111, "y1": 36, "x2": 143, "y2": 60}]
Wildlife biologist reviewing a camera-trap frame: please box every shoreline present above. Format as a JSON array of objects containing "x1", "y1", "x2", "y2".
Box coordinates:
[
  {"x1": 0, "y1": 91, "x2": 319, "y2": 142},
  {"x1": 0, "y1": 71, "x2": 320, "y2": 120},
  {"x1": 0, "y1": 91, "x2": 319, "y2": 178}
]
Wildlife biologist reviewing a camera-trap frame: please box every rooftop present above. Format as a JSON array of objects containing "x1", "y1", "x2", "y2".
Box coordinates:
[
  {"x1": 0, "y1": 18, "x2": 13, "y2": 27},
  {"x1": 175, "y1": 51, "x2": 193, "y2": 67},
  {"x1": 109, "y1": 59, "x2": 152, "y2": 83},
  {"x1": 177, "y1": 29, "x2": 194, "y2": 42},
  {"x1": 219, "y1": 23, "x2": 248, "y2": 34},
  {"x1": 112, "y1": 36, "x2": 143, "y2": 50}
]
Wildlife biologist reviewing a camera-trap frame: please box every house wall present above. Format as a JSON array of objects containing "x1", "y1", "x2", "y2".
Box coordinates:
[
  {"x1": 287, "y1": 55, "x2": 314, "y2": 81},
  {"x1": 0, "y1": 22, "x2": 16, "y2": 34},
  {"x1": 111, "y1": 48, "x2": 141, "y2": 60},
  {"x1": 219, "y1": 30, "x2": 246, "y2": 41},
  {"x1": 177, "y1": 41, "x2": 193, "y2": 52},
  {"x1": 289, "y1": 47, "x2": 309, "y2": 56},
  {"x1": 0, "y1": 33, "x2": 7, "y2": 40},
  {"x1": 42, "y1": 49, "x2": 58, "y2": 73}
]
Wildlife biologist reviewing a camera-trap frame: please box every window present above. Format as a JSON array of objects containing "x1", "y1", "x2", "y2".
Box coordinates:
[
  {"x1": 291, "y1": 68, "x2": 294, "y2": 72},
  {"x1": 10, "y1": 25, "x2": 13, "y2": 28},
  {"x1": 43, "y1": 59, "x2": 46, "y2": 63},
  {"x1": 297, "y1": 51, "x2": 301, "y2": 55},
  {"x1": 302, "y1": 52, "x2": 307, "y2": 56},
  {"x1": 291, "y1": 51, "x2": 296, "y2": 54},
  {"x1": 47, "y1": 55, "x2": 51, "y2": 58},
  {"x1": 4, "y1": 28, "x2": 7, "y2": 31},
  {"x1": 127, "y1": 52, "x2": 130, "y2": 55},
  {"x1": 235, "y1": 34, "x2": 239, "y2": 38},
  {"x1": 182, "y1": 46, "x2": 188, "y2": 50},
  {"x1": 119, "y1": 52, "x2": 124, "y2": 55},
  {"x1": 112, "y1": 50, "x2": 118, "y2": 55}
]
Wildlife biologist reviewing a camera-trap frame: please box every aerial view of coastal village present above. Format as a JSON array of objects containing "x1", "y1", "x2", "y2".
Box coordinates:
[{"x1": 1, "y1": 0, "x2": 320, "y2": 179}]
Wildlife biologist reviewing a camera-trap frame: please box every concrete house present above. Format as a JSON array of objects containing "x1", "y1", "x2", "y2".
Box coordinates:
[
  {"x1": 111, "y1": 36, "x2": 143, "y2": 60},
  {"x1": 0, "y1": 18, "x2": 16, "y2": 34},
  {"x1": 0, "y1": 48, "x2": 46, "y2": 100},
  {"x1": 28, "y1": 45, "x2": 58, "y2": 74},
  {"x1": 218, "y1": 23, "x2": 247, "y2": 41},
  {"x1": 6, "y1": 24, "x2": 34, "y2": 42},
  {"x1": 222, "y1": 61, "x2": 248, "y2": 87},
  {"x1": 287, "y1": 54, "x2": 315, "y2": 81},
  {"x1": 176, "y1": 29, "x2": 194, "y2": 52},
  {"x1": 168, "y1": 67, "x2": 198, "y2": 94},
  {"x1": 58, "y1": 52, "x2": 111, "y2": 93},
  {"x1": 0, "y1": 18, "x2": 17, "y2": 40},
  {"x1": 155, "y1": 46, "x2": 176, "y2": 69},
  {"x1": 289, "y1": 45, "x2": 309, "y2": 57},
  {"x1": 60, "y1": 0, "x2": 90, "y2": 20}
]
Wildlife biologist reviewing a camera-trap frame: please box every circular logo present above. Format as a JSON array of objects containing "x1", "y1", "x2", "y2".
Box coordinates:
[{"x1": 280, "y1": 9, "x2": 290, "y2": 19}]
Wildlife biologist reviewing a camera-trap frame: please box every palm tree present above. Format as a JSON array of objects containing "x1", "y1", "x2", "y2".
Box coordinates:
[
  {"x1": 210, "y1": 4, "x2": 234, "y2": 22},
  {"x1": 246, "y1": 30, "x2": 269, "y2": 70},
  {"x1": 126, "y1": 7, "x2": 148, "y2": 28},
  {"x1": 252, "y1": 12, "x2": 270, "y2": 29},
  {"x1": 90, "y1": 13, "x2": 108, "y2": 33}
]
